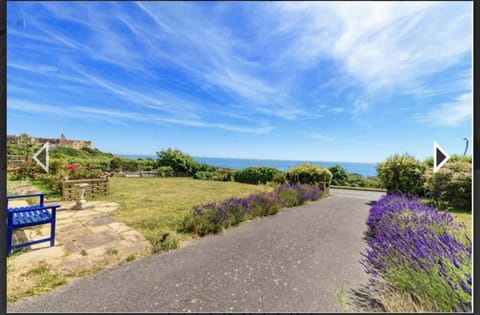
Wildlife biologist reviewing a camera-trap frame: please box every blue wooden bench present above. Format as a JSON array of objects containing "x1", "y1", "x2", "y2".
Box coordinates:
[{"x1": 7, "y1": 193, "x2": 60, "y2": 256}]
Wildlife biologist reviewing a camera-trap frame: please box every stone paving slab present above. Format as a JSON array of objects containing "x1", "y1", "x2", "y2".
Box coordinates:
[
  {"x1": 7, "y1": 200, "x2": 151, "y2": 304},
  {"x1": 8, "y1": 200, "x2": 30, "y2": 208}
]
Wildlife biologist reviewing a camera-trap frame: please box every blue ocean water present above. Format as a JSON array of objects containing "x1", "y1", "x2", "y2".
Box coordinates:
[
  {"x1": 194, "y1": 157, "x2": 378, "y2": 177},
  {"x1": 119, "y1": 154, "x2": 378, "y2": 177}
]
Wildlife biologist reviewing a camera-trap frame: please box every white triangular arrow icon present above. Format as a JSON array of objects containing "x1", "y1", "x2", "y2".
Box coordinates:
[
  {"x1": 33, "y1": 141, "x2": 49, "y2": 173},
  {"x1": 433, "y1": 141, "x2": 449, "y2": 173}
]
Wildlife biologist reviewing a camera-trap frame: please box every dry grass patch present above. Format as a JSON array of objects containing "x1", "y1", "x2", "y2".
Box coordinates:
[{"x1": 8, "y1": 261, "x2": 67, "y2": 304}]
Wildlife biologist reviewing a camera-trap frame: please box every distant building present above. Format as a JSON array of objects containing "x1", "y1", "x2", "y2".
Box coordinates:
[
  {"x1": 59, "y1": 134, "x2": 92, "y2": 150},
  {"x1": 35, "y1": 137, "x2": 60, "y2": 145},
  {"x1": 8, "y1": 133, "x2": 35, "y2": 145},
  {"x1": 7, "y1": 133, "x2": 92, "y2": 149},
  {"x1": 7, "y1": 135, "x2": 17, "y2": 144}
]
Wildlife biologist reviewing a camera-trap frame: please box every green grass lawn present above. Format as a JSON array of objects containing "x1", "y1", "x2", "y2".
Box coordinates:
[
  {"x1": 449, "y1": 211, "x2": 472, "y2": 238},
  {"x1": 94, "y1": 177, "x2": 273, "y2": 246},
  {"x1": 420, "y1": 197, "x2": 472, "y2": 238}
]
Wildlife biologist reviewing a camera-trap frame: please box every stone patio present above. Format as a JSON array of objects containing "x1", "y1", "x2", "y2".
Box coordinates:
[{"x1": 7, "y1": 197, "x2": 151, "y2": 303}]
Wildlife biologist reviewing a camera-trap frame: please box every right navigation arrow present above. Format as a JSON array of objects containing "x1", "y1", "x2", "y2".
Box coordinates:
[{"x1": 433, "y1": 141, "x2": 449, "y2": 173}]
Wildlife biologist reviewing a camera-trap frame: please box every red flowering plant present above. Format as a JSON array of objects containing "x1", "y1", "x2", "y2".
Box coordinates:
[
  {"x1": 66, "y1": 163, "x2": 79, "y2": 171},
  {"x1": 64, "y1": 162, "x2": 104, "y2": 180},
  {"x1": 10, "y1": 159, "x2": 43, "y2": 180},
  {"x1": 27, "y1": 162, "x2": 104, "y2": 197}
]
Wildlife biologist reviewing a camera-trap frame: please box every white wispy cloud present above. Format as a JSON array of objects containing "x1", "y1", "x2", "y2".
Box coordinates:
[
  {"x1": 8, "y1": 98, "x2": 273, "y2": 134},
  {"x1": 8, "y1": 1, "x2": 472, "y2": 133},
  {"x1": 318, "y1": 104, "x2": 345, "y2": 114},
  {"x1": 329, "y1": 107, "x2": 344, "y2": 113},
  {"x1": 8, "y1": 99, "x2": 134, "y2": 125},
  {"x1": 265, "y1": 2, "x2": 472, "y2": 113},
  {"x1": 7, "y1": 28, "x2": 59, "y2": 46},
  {"x1": 8, "y1": 62, "x2": 58, "y2": 74},
  {"x1": 31, "y1": 2, "x2": 306, "y2": 121},
  {"x1": 414, "y1": 92, "x2": 472, "y2": 126},
  {"x1": 284, "y1": 2, "x2": 469, "y2": 88},
  {"x1": 308, "y1": 132, "x2": 335, "y2": 142},
  {"x1": 150, "y1": 117, "x2": 273, "y2": 134},
  {"x1": 353, "y1": 100, "x2": 369, "y2": 116}
]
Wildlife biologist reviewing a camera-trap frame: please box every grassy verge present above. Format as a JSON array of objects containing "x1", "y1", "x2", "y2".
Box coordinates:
[
  {"x1": 421, "y1": 197, "x2": 472, "y2": 238},
  {"x1": 7, "y1": 261, "x2": 67, "y2": 303},
  {"x1": 94, "y1": 177, "x2": 273, "y2": 247},
  {"x1": 330, "y1": 185, "x2": 386, "y2": 192},
  {"x1": 450, "y1": 211, "x2": 472, "y2": 238},
  {"x1": 29, "y1": 179, "x2": 62, "y2": 199}
]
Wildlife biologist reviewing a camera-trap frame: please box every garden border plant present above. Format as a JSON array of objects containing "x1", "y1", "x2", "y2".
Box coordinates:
[
  {"x1": 177, "y1": 183, "x2": 323, "y2": 237},
  {"x1": 360, "y1": 193, "x2": 472, "y2": 312}
]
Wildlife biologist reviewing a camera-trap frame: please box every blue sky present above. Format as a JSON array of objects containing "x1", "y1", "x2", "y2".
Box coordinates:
[{"x1": 7, "y1": 2, "x2": 472, "y2": 163}]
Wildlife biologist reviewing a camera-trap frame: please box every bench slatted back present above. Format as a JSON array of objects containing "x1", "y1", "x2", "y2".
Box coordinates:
[{"x1": 6, "y1": 193, "x2": 59, "y2": 256}]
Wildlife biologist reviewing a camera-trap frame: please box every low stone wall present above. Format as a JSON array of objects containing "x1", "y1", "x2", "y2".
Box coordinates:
[
  {"x1": 62, "y1": 178, "x2": 109, "y2": 201},
  {"x1": 7, "y1": 154, "x2": 26, "y2": 169},
  {"x1": 123, "y1": 171, "x2": 162, "y2": 178},
  {"x1": 318, "y1": 182, "x2": 330, "y2": 195}
]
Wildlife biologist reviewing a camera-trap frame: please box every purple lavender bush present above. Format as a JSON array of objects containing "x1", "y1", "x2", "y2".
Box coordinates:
[
  {"x1": 274, "y1": 183, "x2": 322, "y2": 206},
  {"x1": 193, "y1": 202, "x2": 226, "y2": 236},
  {"x1": 365, "y1": 193, "x2": 437, "y2": 238},
  {"x1": 178, "y1": 184, "x2": 322, "y2": 237},
  {"x1": 220, "y1": 197, "x2": 249, "y2": 226},
  {"x1": 298, "y1": 184, "x2": 322, "y2": 203},
  {"x1": 361, "y1": 194, "x2": 472, "y2": 312},
  {"x1": 274, "y1": 184, "x2": 303, "y2": 207},
  {"x1": 246, "y1": 192, "x2": 284, "y2": 217}
]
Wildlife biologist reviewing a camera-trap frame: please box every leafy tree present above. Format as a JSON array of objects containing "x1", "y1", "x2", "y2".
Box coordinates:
[
  {"x1": 141, "y1": 158, "x2": 157, "y2": 171},
  {"x1": 328, "y1": 164, "x2": 349, "y2": 186},
  {"x1": 346, "y1": 172, "x2": 366, "y2": 187},
  {"x1": 156, "y1": 148, "x2": 198, "y2": 175},
  {"x1": 377, "y1": 153, "x2": 426, "y2": 195},
  {"x1": 109, "y1": 157, "x2": 124, "y2": 171},
  {"x1": 363, "y1": 176, "x2": 385, "y2": 189}
]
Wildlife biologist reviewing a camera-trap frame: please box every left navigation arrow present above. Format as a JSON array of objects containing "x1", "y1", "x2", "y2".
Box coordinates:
[{"x1": 33, "y1": 142, "x2": 49, "y2": 173}]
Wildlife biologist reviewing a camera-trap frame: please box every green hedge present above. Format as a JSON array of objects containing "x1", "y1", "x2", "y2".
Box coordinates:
[
  {"x1": 424, "y1": 160, "x2": 471, "y2": 211},
  {"x1": 234, "y1": 166, "x2": 281, "y2": 184},
  {"x1": 193, "y1": 169, "x2": 236, "y2": 181},
  {"x1": 285, "y1": 163, "x2": 332, "y2": 185},
  {"x1": 329, "y1": 164, "x2": 349, "y2": 185},
  {"x1": 156, "y1": 148, "x2": 198, "y2": 175},
  {"x1": 156, "y1": 166, "x2": 174, "y2": 177},
  {"x1": 377, "y1": 153, "x2": 472, "y2": 212},
  {"x1": 377, "y1": 153, "x2": 426, "y2": 195}
]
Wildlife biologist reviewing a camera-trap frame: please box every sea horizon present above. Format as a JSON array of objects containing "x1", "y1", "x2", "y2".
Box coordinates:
[{"x1": 117, "y1": 154, "x2": 379, "y2": 177}]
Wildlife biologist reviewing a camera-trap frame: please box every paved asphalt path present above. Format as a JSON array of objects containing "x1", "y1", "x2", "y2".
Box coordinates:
[
  {"x1": 9, "y1": 189, "x2": 385, "y2": 313},
  {"x1": 329, "y1": 188, "x2": 385, "y2": 201}
]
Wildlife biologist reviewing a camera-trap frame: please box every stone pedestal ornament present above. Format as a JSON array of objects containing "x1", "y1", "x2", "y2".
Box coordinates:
[{"x1": 73, "y1": 183, "x2": 94, "y2": 210}]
